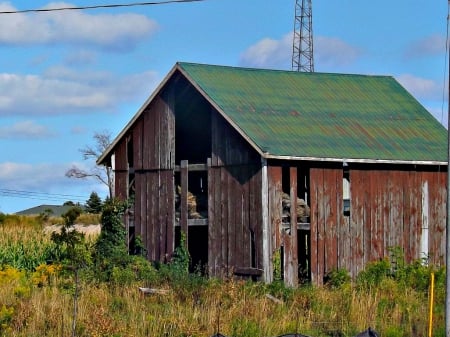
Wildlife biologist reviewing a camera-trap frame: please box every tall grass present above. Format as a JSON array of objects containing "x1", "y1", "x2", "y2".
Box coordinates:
[
  {"x1": 2, "y1": 275, "x2": 440, "y2": 337},
  {"x1": 0, "y1": 215, "x2": 445, "y2": 337}
]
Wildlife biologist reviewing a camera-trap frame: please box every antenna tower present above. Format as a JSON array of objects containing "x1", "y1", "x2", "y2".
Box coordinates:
[{"x1": 292, "y1": 0, "x2": 314, "y2": 72}]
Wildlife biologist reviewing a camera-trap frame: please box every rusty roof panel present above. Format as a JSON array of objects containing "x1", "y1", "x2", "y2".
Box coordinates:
[{"x1": 178, "y1": 62, "x2": 447, "y2": 163}]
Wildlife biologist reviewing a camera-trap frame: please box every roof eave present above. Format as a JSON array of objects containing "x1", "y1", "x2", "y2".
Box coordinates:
[{"x1": 263, "y1": 153, "x2": 448, "y2": 166}]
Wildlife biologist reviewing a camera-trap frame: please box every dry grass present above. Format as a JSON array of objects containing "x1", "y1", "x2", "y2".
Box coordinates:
[
  {"x1": 1, "y1": 276, "x2": 437, "y2": 337},
  {"x1": 0, "y1": 215, "x2": 443, "y2": 337}
]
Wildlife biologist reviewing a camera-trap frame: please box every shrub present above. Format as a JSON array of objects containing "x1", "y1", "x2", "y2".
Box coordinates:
[
  {"x1": 324, "y1": 268, "x2": 351, "y2": 288},
  {"x1": 356, "y1": 258, "x2": 391, "y2": 288}
]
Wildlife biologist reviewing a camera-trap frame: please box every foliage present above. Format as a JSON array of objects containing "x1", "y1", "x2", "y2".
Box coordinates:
[
  {"x1": 272, "y1": 248, "x2": 282, "y2": 281},
  {"x1": 50, "y1": 206, "x2": 92, "y2": 269},
  {"x1": 93, "y1": 198, "x2": 131, "y2": 281},
  {"x1": 85, "y1": 191, "x2": 103, "y2": 214},
  {"x1": 0, "y1": 305, "x2": 14, "y2": 334},
  {"x1": 170, "y1": 231, "x2": 190, "y2": 276},
  {"x1": 31, "y1": 263, "x2": 62, "y2": 287},
  {"x1": 324, "y1": 268, "x2": 351, "y2": 288},
  {"x1": 356, "y1": 257, "x2": 391, "y2": 288}
]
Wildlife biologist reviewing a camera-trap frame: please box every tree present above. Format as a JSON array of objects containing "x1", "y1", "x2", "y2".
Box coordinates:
[
  {"x1": 50, "y1": 206, "x2": 91, "y2": 337},
  {"x1": 66, "y1": 130, "x2": 114, "y2": 199},
  {"x1": 85, "y1": 191, "x2": 103, "y2": 213},
  {"x1": 93, "y1": 198, "x2": 130, "y2": 281}
]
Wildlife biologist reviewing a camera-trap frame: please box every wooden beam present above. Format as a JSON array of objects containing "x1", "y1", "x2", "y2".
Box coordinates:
[{"x1": 174, "y1": 163, "x2": 208, "y2": 172}]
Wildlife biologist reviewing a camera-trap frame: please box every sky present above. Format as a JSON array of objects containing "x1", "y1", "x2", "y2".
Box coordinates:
[{"x1": 0, "y1": 0, "x2": 448, "y2": 214}]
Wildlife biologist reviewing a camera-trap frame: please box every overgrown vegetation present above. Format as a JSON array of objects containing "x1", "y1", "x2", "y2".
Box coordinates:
[{"x1": 0, "y1": 208, "x2": 446, "y2": 337}]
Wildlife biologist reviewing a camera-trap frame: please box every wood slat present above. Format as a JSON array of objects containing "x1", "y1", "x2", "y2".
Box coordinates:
[
  {"x1": 324, "y1": 167, "x2": 339, "y2": 274},
  {"x1": 180, "y1": 160, "x2": 189, "y2": 246},
  {"x1": 133, "y1": 117, "x2": 144, "y2": 170}
]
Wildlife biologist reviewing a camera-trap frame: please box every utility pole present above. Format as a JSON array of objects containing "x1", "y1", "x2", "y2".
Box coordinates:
[{"x1": 292, "y1": 0, "x2": 314, "y2": 72}]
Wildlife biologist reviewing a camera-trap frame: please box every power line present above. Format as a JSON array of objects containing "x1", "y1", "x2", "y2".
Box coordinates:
[
  {"x1": 0, "y1": 188, "x2": 87, "y2": 203},
  {"x1": 0, "y1": 0, "x2": 207, "y2": 15}
]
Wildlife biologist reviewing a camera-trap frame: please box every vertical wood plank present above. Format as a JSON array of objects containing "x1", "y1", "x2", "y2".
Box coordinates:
[
  {"x1": 214, "y1": 164, "x2": 223, "y2": 274},
  {"x1": 133, "y1": 117, "x2": 143, "y2": 171},
  {"x1": 150, "y1": 172, "x2": 159, "y2": 261},
  {"x1": 268, "y1": 166, "x2": 282, "y2": 282},
  {"x1": 180, "y1": 160, "x2": 189, "y2": 247},
  {"x1": 283, "y1": 166, "x2": 298, "y2": 287},
  {"x1": 309, "y1": 167, "x2": 320, "y2": 284},
  {"x1": 324, "y1": 168, "x2": 339, "y2": 274},
  {"x1": 220, "y1": 167, "x2": 229, "y2": 276},
  {"x1": 207, "y1": 158, "x2": 217, "y2": 276},
  {"x1": 165, "y1": 170, "x2": 175, "y2": 260},
  {"x1": 134, "y1": 172, "x2": 143, "y2": 255},
  {"x1": 227, "y1": 169, "x2": 236, "y2": 272}
]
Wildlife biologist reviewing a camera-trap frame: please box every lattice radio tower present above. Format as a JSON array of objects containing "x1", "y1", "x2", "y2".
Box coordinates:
[{"x1": 291, "y1": 0, "x2": 314, "y2": 72}]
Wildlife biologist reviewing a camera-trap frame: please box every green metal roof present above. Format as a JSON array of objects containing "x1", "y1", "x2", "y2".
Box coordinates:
[{"x1": 178, "y1": 62, "x2": 448, "y2": 164}]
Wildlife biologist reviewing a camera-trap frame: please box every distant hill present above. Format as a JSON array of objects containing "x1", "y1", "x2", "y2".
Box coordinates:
[{"x1": 15, "y1": 204, "x2": 84, "y2": 217}]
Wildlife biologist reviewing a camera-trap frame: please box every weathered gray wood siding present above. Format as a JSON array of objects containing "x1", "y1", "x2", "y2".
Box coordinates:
[
  {"x1": 309, "y1": 165, "x2": 344, "y2": 285},
  {"x1": 113, "y1": 93, "x2": 175, "y2": 263},
  {"x1": 113, "y1": 137, "x2": 128, "y2": 200},
  {"x1": 208, "y1": 110, "x2": 263, "y2": 277}
]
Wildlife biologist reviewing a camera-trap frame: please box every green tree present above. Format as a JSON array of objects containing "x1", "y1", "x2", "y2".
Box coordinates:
[
  {"x1": 93, "y1": 198, "x2": 130, "y2": 280},
  {"x1": 50, "y1": 206, "x2": 91, "y2": 337},
  {"x1": 85, "y1": 191, "x2": 103, "y2": 213}
]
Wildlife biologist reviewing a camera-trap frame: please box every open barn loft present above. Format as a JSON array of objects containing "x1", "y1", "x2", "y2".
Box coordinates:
[{"x1": 98, "y1": 62, "x2": 448, "y2": 286}]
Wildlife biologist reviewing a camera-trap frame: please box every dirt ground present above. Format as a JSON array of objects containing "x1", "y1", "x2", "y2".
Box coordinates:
[{"x1": 43, "y1": 224, "x2": 101, "y2": 237}]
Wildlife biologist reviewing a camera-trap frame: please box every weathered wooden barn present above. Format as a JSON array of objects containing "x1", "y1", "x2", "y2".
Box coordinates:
[{"x1": 98, "y1": 62, "x2": 448, "y2": 286}]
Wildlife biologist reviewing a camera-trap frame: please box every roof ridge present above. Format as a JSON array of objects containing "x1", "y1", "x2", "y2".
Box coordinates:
[{"x1": 177, "y1": 61, "x2": 394, "y2": 79}]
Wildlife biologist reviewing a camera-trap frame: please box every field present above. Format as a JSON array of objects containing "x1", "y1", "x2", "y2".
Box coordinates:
[{"x1": 0, "y1": 213, "x2": 446, "y2": 337}]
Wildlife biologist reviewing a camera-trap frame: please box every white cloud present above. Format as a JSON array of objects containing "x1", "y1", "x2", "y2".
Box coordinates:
[
  {"x1": 70, "y1": 126, "x2": 88, "y2": 135},
  {"x1": 396, "y1": 73, "x2": 443, "y2": 101},
  {"x1": 239, "y1": 32, "x2": 292, "y2": 69},
  {"x1": 0, "y1": 162, "x2": 69, "y2": 189},
  {"x1": 239, "y1": 33, "x2": 361, "y2": 70},
  {"x1": 315, "y1": 36, "x2": 362, "y2": 69},
  {"x1": 0, "y1": 161, "x2": 106, "y2": 207},
  {"x1": 405, "y1": 34, "x2": 446, "y2": 59},
  {"x1": 0, "y1": 2, "x2": 159, "y2": 51},
  {"x1": 0, "y1": 120, "x2": 56, "y2": 139},
  {"x1": 64, "y1": 50, "x2": 97, "y2": 66},
  {"x1": 0, "y1": 67, "x2": 159, "y2": 116}
]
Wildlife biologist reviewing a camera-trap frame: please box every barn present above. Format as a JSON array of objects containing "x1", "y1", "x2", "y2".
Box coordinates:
[{"x1": 97, "y1": 62, "x2": 448, "y2": 286}]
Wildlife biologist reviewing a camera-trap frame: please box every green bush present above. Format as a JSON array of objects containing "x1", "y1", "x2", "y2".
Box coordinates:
[
  {"x1": 324, "y1": 268, "x2": 351, "y2": 288},
  {"x1": 356, "y1": 258, "x2": 391, "y2": 288}
]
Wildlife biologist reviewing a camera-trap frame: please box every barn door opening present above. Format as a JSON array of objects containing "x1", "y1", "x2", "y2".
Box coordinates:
[
  {"x1": 281, "y1": 165, "x2": 311, "y2": 284},
  {"x1": 174, "y1": 160, "x2": 209, "y2": 273}
]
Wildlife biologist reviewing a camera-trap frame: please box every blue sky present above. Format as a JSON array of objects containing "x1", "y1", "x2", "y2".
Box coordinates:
[{"x1": 0, "y1": 0, "x2": 448, "y2": 214}]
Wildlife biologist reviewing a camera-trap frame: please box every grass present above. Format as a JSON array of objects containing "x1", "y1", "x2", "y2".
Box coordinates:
[{"x1": 0, "y1": 214, "x2": 445, "y2": 337}]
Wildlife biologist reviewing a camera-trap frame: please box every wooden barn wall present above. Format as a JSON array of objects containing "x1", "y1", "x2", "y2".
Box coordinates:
[
  {"x1": 267, "y1": 165, "x2": 303, "y2": 287},
  {"x1": 309, "y1": 166, "x2": 343, "y2": 285},
  {"x1": 123, "y1": 92, "x2": 175, "y2": 263},
  {"x1": 113, "y1": 138, "x2": 128, "y2": 200},
  {"x1": 208, "y1": 110, "x2": 263, "y2": 278},
  {"x1": 307, "y1": 165, "x2": 446, "y2": 284}
]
